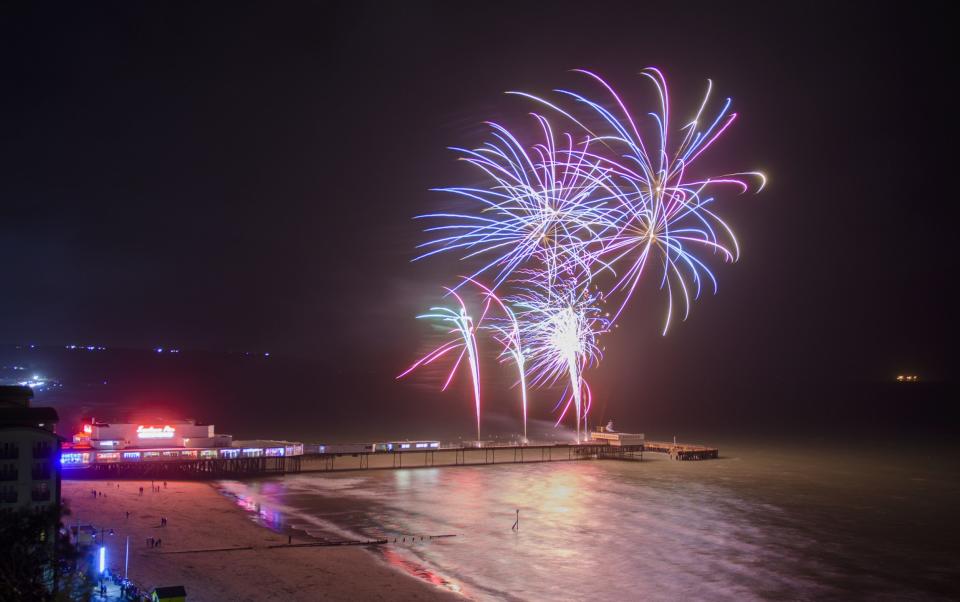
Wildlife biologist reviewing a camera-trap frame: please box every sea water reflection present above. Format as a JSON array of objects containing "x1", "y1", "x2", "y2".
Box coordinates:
[{"x1": 219, "y1": 443, "x2": 960, "y2": 600}]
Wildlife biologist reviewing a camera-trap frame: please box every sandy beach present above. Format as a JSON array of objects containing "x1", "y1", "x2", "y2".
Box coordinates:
[{"x1": 62, "y1": 480, "x2": 459, "y2": 601}]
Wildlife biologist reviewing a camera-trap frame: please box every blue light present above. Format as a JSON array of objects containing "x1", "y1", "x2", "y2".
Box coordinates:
[
  {"x1": 61, "y1": 453, "x2": 84, "y2": 465},
  {"x1": 99, "y1": 546, "x2": 105, "y2": 574}
]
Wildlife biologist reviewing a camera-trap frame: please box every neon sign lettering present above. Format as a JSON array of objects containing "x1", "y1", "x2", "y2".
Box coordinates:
[{"x1": 136, "y1": 425, "x2": 176, "y2": 439}]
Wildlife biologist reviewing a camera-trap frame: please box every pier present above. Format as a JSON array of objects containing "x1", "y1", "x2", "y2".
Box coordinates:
[
  {"x1": 61, "y1": 439, "x2": 718, "y2": 480},
  {"x1": 300, "y1": 440, "x2": 718, "y2": 474},
  {"x1": 643, "y1": 441, "x2": 720, "y2": 461},
  {"x1": 65, "y1": 455, "x2": 302, "y2": 479}
]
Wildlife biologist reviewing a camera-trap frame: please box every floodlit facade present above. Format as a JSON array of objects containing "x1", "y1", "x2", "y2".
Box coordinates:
[
  {"x1": 72, "y1": 419, "x2": 232, "y2": 450},
  {"x1": 0, "y1": 386, "x2": 61, "y2": 514},
  {"x1": 62, "y1": 418, "x2": 303, "y2": 470}
]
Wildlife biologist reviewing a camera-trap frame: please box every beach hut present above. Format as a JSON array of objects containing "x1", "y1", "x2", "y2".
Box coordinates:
[{"x1": 150, "y1": 585, "x2": 187, "y2": 602}]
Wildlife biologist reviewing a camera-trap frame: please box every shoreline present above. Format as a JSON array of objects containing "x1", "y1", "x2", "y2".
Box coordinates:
[
  {"x1": 62, "y1": 479, "x2": 460, "y2": 601},
  {"x1": 214, "y1": 477, "x2": 468, "y2": 597}
]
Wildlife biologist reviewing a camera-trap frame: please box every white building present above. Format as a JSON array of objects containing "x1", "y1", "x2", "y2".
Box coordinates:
[
  {"x1": 73, "y1": 419, "x2": 233, "y2": 450},
  {"x1": 0, "y1": 386, "x2": 61, "y2": 514}
]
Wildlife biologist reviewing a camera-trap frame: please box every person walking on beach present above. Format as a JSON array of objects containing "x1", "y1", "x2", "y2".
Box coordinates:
[
  {"x1": 163, "y1": 481, "x2": 167, "y2": 489},
  {"x1": 139, "y1": 486, "x2": 143, "y2": 496}
]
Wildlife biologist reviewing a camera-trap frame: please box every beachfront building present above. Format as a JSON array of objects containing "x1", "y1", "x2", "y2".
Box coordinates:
[
  {"x1": 61, "y1": 418, "x2": 304, "y2": 477},
  {"x1": 0, "y1": 386, "x2": 61, "y2": 514},
  {"x1": 71, "y1": 419, "x2": 233, "y2": 451}
]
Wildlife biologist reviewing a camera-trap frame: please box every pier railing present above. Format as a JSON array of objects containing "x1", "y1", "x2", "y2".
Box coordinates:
[
  {"x1": 61, "y1": 440, "x2": 718, "y2": 481},
  {"x1": 299, "y1": 440, "x2": 717, "y2": 474},
  {"x1": 65, "y1": 455, "x2": 303, "y2": 480}
]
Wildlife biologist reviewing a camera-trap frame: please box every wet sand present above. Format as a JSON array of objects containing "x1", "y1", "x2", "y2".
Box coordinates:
[{"x1": 62, "y1": 480, "x2": 458, "y2": 601}]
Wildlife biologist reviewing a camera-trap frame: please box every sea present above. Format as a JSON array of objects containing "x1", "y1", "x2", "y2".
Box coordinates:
[{"x1": 217, "y1": 441, "x2": 960, "y2": 601}]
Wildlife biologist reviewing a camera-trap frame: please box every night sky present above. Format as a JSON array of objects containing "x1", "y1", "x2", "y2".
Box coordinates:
[{"x1": 1, "y1": 3, "x2": 953, "y2": 439}]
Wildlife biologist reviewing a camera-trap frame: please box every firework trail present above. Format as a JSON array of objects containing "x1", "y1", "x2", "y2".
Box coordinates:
[
  {"x1": 508, "y1": 272, "x2": 608, "y2": 441},
  {"x1": 403, "y1": 67, "x2": 763, "y2": 438},
  {"x1": 513, "y1": 68, "x2": 765, "y2": 333},
  {"x1": 397, "y1": 288, "x2": 489, "y2": 440},
  {"x1": 415, "y1": 115, "x2": 622, "y2": 290},
  {"x1": 466, "y1": 278, "x2": 531, "y2": 440}
]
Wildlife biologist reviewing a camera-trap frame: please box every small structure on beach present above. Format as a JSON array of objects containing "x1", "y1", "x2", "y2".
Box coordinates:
[{"x1": 151, "y1": 585, "x2": 187, "y2": 602}]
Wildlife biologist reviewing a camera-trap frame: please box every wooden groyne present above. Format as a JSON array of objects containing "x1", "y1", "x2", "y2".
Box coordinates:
[{"x1": 160, "y1": 534, "x2": 458, "y2": 554}]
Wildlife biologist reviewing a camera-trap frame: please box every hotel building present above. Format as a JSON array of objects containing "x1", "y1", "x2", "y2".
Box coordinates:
[{"x1": 0, "y1": 385, "x2": 61, "y2": 514}]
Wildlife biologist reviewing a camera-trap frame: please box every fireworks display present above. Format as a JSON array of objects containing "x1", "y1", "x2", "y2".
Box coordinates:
[{"x1": 400, "y1": 68, "x2": 764, "y2": 440}]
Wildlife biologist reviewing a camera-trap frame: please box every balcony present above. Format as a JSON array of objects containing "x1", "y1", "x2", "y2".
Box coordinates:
[
  {"x1": 31, "y1": 488, "x2": 51, "y2": 502},
  {"x1": 0, "y1": 470, "x2": 18, "y2": 482},
  {"x1": 32, "y1": 465, "x2": 52, "y2": 480},
  {"x1": 0, "y1": 448, "x2": 19, "y2": 460},
  {"x1": 0, "y1": 491, "x2": 16, "y2": 503},
  {"x1": 32, "y1": 444, "x2": 55, "y2": 460}
]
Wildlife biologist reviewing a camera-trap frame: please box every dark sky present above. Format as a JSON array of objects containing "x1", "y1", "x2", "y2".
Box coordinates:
[{"x1": 0, "y1": 2, "x2": 954, "y2": 436}]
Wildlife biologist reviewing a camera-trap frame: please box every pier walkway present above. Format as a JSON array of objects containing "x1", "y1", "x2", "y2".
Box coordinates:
[
  {"x1": 300, "y1": 440, "x2": 718, "y2": 473},
  {"x1": 65, "y1": 455, "x2": 301, "y2": 479},
  {"x1": 62, "y1": 441, "x2": 718, "y2": 480}
]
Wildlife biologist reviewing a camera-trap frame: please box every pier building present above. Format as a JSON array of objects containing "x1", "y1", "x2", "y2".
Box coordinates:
[{"x1": 61, "y1": 418, "x2": 303, "y2": 478}]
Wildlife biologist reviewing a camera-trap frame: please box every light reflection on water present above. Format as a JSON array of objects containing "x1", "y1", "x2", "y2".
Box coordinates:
[{"x1": 219, "y1": 444, "x2": 960, "y2": 600}]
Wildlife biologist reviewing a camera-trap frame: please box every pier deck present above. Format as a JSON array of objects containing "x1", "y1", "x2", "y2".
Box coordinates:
[
  {"x1": 641, "y1": 441, "x2": 720, "y2": 461},
  {"x1": 300, "y1": 440, "x2": 718, "y2": 474},
  {"x1": 64, "y1": 455, "x2": 301, "y2": 479},
  {"x1": 61, "y1": 441, "x2": 719, "y2": 481}
]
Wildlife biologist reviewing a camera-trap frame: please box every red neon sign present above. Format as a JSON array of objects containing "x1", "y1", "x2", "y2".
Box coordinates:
[{"x1": 136, "y1": 425, "x2": 176, "y2": 439}]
